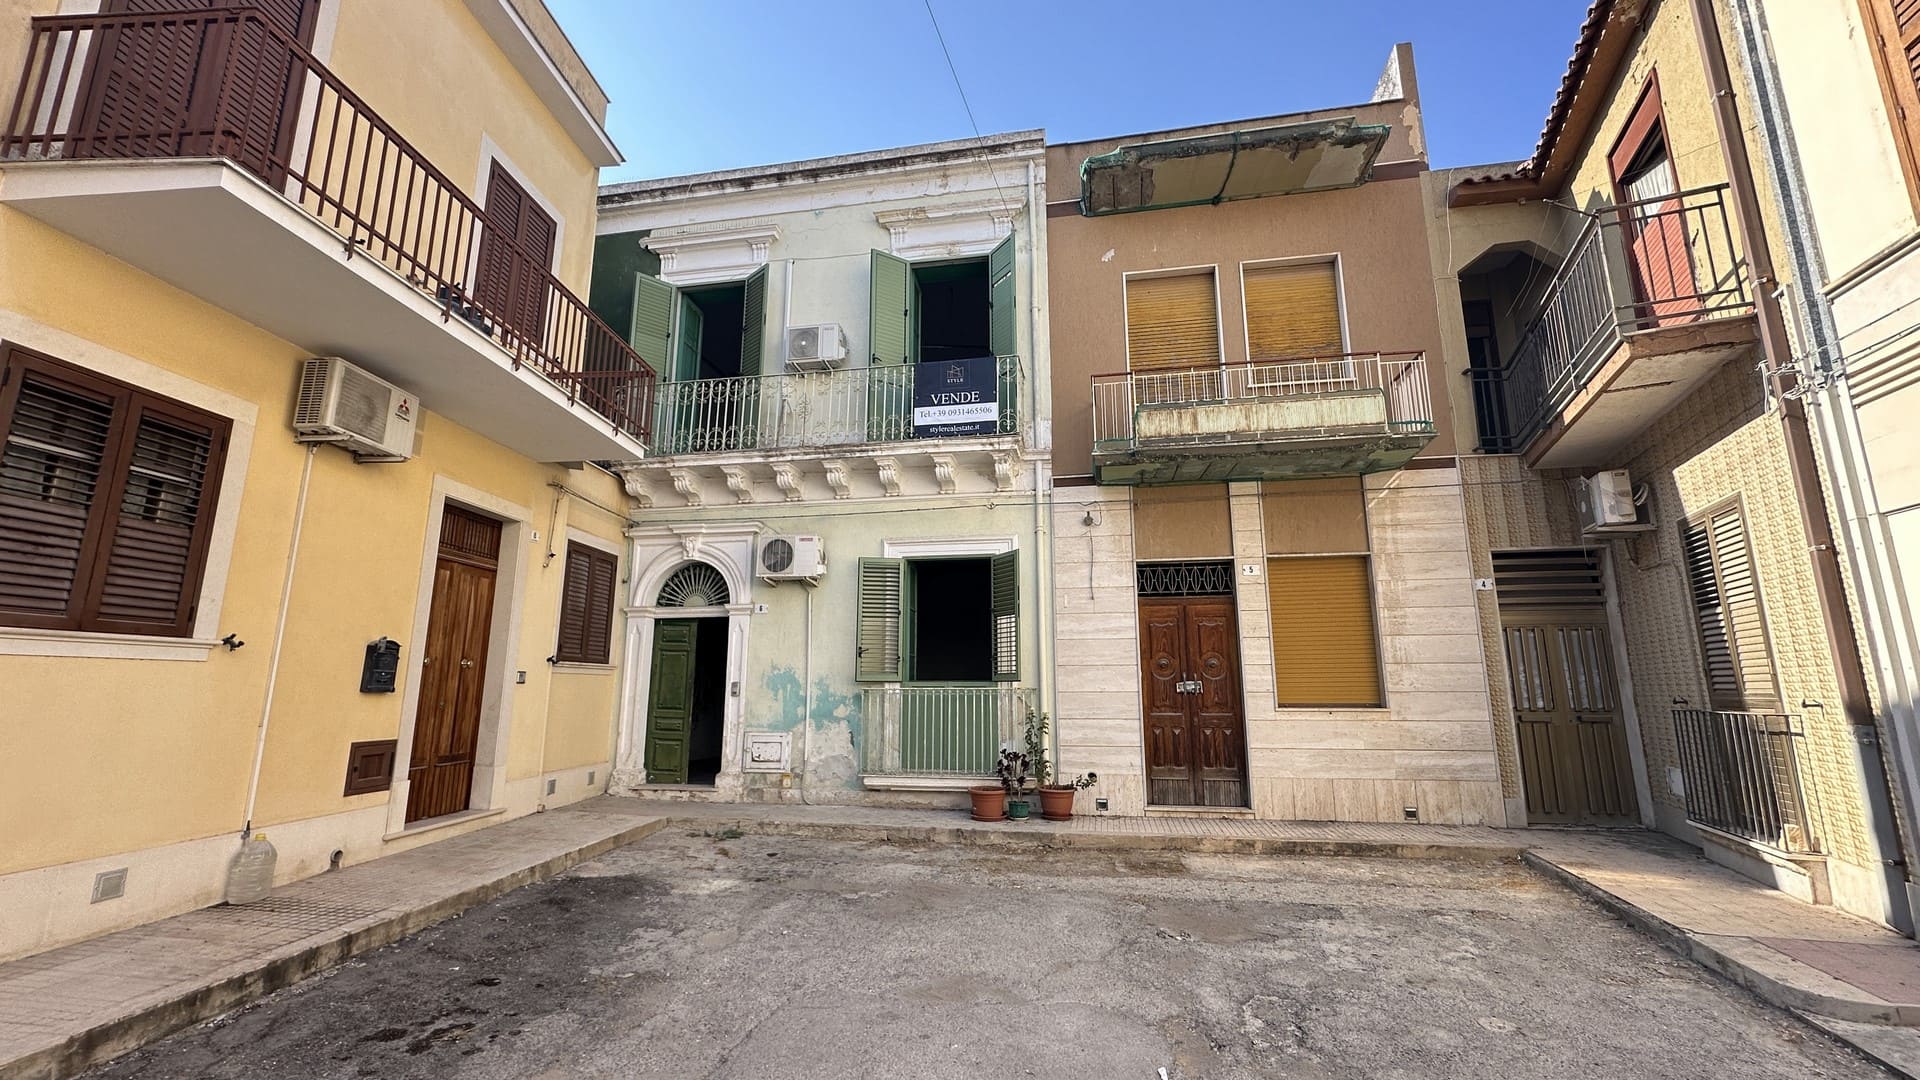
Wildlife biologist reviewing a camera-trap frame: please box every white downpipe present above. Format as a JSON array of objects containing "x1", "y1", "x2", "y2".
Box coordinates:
[
  {"x1": 799, "y1": 582, "x2": 816, "y2": 804},
  {"x1": 1024, "y1": 158, "x2": 1058, "y2": 765},
  {"x1": 241, "y1": 443, "x2": 318, "y2": 836}
]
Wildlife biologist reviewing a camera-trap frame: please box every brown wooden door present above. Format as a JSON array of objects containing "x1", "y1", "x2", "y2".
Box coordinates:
[
  {"x1": 1505, "y1": 614, "x2": 1637, "y2": 825},
  {"x1": 1141, "y1": 597, "x2": 1247, "y2": 807},
  {"x1": 405, "y1": 507, "x2": 500, "y2": 823},
  {"x1": 78, "y1": 0, "x2": 318, "y2": 179}
]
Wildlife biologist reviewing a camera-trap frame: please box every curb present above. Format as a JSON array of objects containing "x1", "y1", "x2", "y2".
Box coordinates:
[
  {"x1": 1521, "y1": 851, "x2": 1918, "y2": 1027},
  {"x1": 663, "y1": 814, "x2": 1528, "y2": 863},
  {"x1": 3, "y1": 816, "x2": 666, "y2": 1080}
]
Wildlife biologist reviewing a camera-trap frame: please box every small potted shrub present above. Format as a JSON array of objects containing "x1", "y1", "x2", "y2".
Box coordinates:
[
  {"x1": 997, "y1": 746, "x2": 1033, "y2": 820},
  {"x1": 1022, "y1": 709, "x2": 1098, "y2": 822}
]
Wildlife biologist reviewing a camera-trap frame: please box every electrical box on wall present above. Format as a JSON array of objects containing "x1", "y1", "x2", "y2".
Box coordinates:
[{"x1": 743, "y1": 732, "x2": 792, "y2": 772}]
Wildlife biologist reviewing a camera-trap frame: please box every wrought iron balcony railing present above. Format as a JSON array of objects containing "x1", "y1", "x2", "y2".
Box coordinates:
[
  {"x1": 650, "y1": 357, "x2": 1021, "y2": 456},
  {"x1": 1672, "y1": 707, "x2": 1822, "y2": 855},
  {"x1": 1477, "y1": 184, "x2": 1751, "y2": 454},
  {"x1": 1091, "y1": 351, "x2": 1434, "y2": 453},
  {"x1": 859, "y1": 685, "x2": 1037, "y2": 779},
  {"x1": 3, "y1": 8, "x2": 654, "y2": 441}
]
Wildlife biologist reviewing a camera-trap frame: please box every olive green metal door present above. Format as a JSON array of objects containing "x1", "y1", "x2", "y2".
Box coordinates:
[
  {"x1": 1504, "y1": 614, "x2": 1636, "y2": 824},
  {"x1": 644, "y1": 619, "x2": 697, "y2": 784}
]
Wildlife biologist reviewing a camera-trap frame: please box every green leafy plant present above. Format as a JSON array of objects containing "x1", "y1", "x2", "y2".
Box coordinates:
[
  {"x1": 1022, "y1": 708, "x2": 1052, "y2": 789},
  {"x1": 995, "y1": 746, "x2": 1030, "y2": 795},
  {"x1": 1070, "y1": 772, "x2": 1099, "y2": 790}
]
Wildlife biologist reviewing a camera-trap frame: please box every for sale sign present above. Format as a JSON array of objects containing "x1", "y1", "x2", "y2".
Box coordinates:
[{"x1": 912, "y1": 356, "x2": 999, "y2": 438}]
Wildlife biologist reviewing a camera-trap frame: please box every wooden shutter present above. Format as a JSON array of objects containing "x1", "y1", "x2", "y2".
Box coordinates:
[
  {"x1": 1682, "y1": 505, "x2": 1779, "y2": 711},
  {"x1": 1861, "y1": 0, "x2": 1920, "y2": 212},
  {"x1": 1125, "y1": 272, "x2": 1219, "y2": 373},
  {"x1": 990, "y1": 549, "x2": 1018, "y2": 681},
  {"x1": 0, "y1": 344, "x2": 228, "y2": 638},
  {"x1": 869, "y1": 250, "x2": 913, "y2": 366},
  {"x1": 739, "y1": 265, "x2": 768, "y2": 378},
  {"x1": 556, "y1": 544, "x2": 617, "y2": 665},
  {"x1": 629, "y1": 274, "x2": 676, "y2": 378},
  {"x1": 1243, "y1": 262, "x2": 1343, "y2": 361},
  {"x1": 856, "y1": 557, "x2": 905, "y2": 681},
  {"x1": 1266, "y1": 555, "x2": 1382, "y2": 706},
  {"x1": 987, "y1": 233, "x2": 1017, "y2": 358},
  {"x1": 477, "y1": 162, "x2": 556, "y2": 342},
  {"x1": 88, "y1": 402, "x2": 225, "y2": 635}
]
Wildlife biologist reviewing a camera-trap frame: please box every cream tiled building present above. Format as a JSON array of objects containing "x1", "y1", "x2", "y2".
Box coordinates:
[{"x1": 0, "y1": 0, "x2": 650, "y2": 959}]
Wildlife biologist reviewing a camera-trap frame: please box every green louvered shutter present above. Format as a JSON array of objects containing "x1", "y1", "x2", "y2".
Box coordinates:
[
  {"x1": 990, "y1": 549, "x2": 1019, "y2": 681},
  {"x1": 869, "y1": 250, "x2": 912, "y2": 365},
  {"x1": 629, "y1": 274, "x2": 676, "y2": 378},
  {"x1": 987, "y1": 233, "x2": 1017, "y2": 359},
  {"x1": 739, "y1": 265, "x2": 768, "y2": 378},
  {"x1": 857, "y1": 557, "x2": 906, "y2": 682}
]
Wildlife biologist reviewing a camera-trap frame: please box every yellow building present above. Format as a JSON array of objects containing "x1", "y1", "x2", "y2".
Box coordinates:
[
  {"x1": 0, "y1": 0, "x2": 649, "y2": 960},
  {"x1": 1435, "y1": 0, "x2": 1910, "y2": 929}
]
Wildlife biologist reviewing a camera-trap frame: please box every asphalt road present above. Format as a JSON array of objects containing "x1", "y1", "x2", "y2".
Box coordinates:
[{"x1": 86, "y1": 829, "x2": 1888, "y2": 1079}]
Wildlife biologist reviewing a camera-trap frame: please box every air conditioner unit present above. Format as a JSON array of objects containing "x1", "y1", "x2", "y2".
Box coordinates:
[
  {"x1": 757, "y1": 534, "x2": 825, "y2": 581},
  {"x1": 785, "y1": 323, "x2": 848, "y2": 372},
  {"x1": 292, "y1": 357, "x2": 418, "y2": 462},
  {"x1": 1575, "y1": 469, "x2": 1654, "y2": 534}
]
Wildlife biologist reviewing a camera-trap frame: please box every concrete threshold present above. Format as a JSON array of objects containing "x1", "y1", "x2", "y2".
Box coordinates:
[{"x1": 0, "y1": 805, "x2": 664, "y2": 1080}]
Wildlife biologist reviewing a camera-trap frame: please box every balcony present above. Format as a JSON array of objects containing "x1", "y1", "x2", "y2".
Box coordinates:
[
  {"x1": 620, "y1": 358, "x2": 1027, "y2": 506},
  {"x1": 1090, "y1": 352, "x2": 1436, "y2": 485},
  {"x1": 859, "y1": 685, "x2": 1037, "y2": 789},
  {"x1": 1479, "y1": 185, "x2": 1757, "y2": 467},
  {"x1": 1, "y1": 8, "x2": 653, "y2": 462},
  {"x1": 1673, "y1": 708, "x2": 1822, "y2": 856}
]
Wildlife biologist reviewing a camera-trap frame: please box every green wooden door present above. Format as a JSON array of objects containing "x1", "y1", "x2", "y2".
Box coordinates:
[{"x1": 644, "y1": 619, "x2": 698, "y2": 784}]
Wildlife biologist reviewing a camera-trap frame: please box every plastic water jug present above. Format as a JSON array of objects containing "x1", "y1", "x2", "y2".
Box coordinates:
[{"x1": 225, "y1": 832, "x2": 278, "y2": 904}]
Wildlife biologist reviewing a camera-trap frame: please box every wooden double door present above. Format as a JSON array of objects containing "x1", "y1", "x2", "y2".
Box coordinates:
[
  {"x1": 405, "y1": 507, "x2": 500, "y2": 824},
  {"x1": 1504, "y1": 611, "x2": 1637, "y2": 825},
  {"x1": 1140, "y1": 597, "x2": 1248, "y2": 808}
]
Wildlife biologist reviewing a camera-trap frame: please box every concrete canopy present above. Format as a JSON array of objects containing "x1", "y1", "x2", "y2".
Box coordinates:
[{"x1": 1078, "y1": 118, "x2": 1390, "y2": 217}]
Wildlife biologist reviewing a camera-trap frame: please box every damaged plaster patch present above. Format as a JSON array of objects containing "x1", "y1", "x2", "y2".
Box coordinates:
[{"x1": 1100, "y1": 249, "x2": 1116, "y2": 262}]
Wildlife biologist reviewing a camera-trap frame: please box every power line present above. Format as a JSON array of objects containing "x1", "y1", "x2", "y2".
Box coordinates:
[{"x1": 921, "y1": 0, "x2": 1011, "y2": 212}]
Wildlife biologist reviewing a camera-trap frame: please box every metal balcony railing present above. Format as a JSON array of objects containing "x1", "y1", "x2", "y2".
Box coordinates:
[
  {"x1": 1479, "y1": 185, "x2": 1751, "y2": 454},
  {"x1": 859, "y1": 685, "x2": 1036, "y2": 779},
  {"x1": 651, "y1": 357, "x2": 1021, "y2": 455},
  {"x1": 2, "y1": 8, "x2": 654, "y2": 441},
  {"x1": 1672, "y1": 708, "x2": 1822, "y2": 855},
  {"x1": 1091, "y1": 351, "x2": 1434, "y2": 452}
]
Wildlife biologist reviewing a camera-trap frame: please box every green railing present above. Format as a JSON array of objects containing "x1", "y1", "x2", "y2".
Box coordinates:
[{"x1": 859, "y1": 686, "x2": 1036, "y2": 779}]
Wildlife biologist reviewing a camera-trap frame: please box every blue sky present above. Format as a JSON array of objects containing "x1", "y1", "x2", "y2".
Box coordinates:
[{"x1": 546, "y1": 1, "x2": 1589, "y2": 183}]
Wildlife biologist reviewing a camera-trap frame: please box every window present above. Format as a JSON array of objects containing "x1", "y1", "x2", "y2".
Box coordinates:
[
  {"x1": 1266, "y1": 556, "x2": 1383, "y2": 707},
  {"x1": 1858, "y1": 0, "x2": 1920, "y2": 215},
  {"x1": 868, "y1": 237, "x2": 1017, "y2": 367},
  {"x1": 1242, "y1": 261, "x2": 1343, "y2": 363},
  {"x1": 1124, "y1": 271, "x2": 1219, "y2": 373},
  {"x1": 856, "y1": 552, "x2": 1017, "y2": 682},
  {"x1": 554, "y1": 543, "x2": 618, "y2": 664},
  {"x1": 1682, "y1": 502, "x2": 1779, "y2": 712},
  {"x1": 476, "y1": 161, "x2": 557, "y2": 341},
  {"x1": 0, "y1": 344, "x2": 230, "y2": 638}
]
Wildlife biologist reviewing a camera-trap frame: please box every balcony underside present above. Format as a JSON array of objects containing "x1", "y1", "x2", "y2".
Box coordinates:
[
  {"x1": 0, "y1": 159, "x2": 643, "y2": 463},
  {"x1": 1094, "y1": 430, "x2": 1434, "y2": 485},
  {"x1": 1526, "y1": 314, "x2": 1759, "y2": 469}
]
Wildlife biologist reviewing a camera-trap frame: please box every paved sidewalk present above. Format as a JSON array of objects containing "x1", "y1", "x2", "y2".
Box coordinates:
[{"x1": 0, "y1": 804, "x2": 663, "y2": 1080}]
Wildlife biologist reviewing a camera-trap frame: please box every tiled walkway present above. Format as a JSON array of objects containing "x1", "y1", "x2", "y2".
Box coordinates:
[{"x1": 0, "y1": 805, "x2": 663, "y2": 1080}]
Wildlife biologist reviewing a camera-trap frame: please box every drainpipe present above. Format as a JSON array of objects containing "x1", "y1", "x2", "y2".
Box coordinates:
[
  {"x1": 241, "y1": 443, "x2": 318, "y2": 838},
  {"x1": 1690, "y1": 0, "x2": 1912, "y2": 930},
  {"x1": 1025, "y1": 157, "x2": 1058, "y2": 766}
]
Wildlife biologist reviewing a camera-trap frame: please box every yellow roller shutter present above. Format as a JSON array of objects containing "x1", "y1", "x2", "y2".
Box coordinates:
[
  {"x1": 1267, "y1": 555, "x2": 1382, "y2": 706},
  {"x1": 1244, "y1": 262, "x2": 1343, "y2": 361},
  {"x1": 1125, "y1": 272, "x2": 1220, "y2": 373}
]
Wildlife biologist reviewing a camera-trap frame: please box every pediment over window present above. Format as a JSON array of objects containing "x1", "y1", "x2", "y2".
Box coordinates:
[
  {"x1": 874, "y1": 199, "x2": 1022, "y2": 260},
  {"x1": 645, "y1": 224, "x2": 781, "y2": 286}
]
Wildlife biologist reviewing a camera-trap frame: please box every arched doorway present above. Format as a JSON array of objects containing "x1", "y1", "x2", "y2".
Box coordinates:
[{"x1": 644, "y1": 562, "x2": 731, "y2": 785}]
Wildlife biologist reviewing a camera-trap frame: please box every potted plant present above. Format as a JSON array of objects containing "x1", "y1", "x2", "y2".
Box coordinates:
[
  {"x1": 969, "y1": 772, "x2": 1007, "y2": 822},
  {"x1": 1019, "y1": 708, "x2": 1099, "y2": 822},
  {"x1": 996, "y1": 746, "x2": 1032, "y2": 821}
]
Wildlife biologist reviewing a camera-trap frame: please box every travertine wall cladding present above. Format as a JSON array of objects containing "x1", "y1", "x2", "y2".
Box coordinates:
[{"x1": 1052, "y1": 485, "x2": 1148, "y2": 815}]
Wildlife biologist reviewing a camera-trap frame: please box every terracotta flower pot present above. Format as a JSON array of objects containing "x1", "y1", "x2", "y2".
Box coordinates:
[
  {"x1": 969, "y1": 785, "x2": 1007, "y2": 822},
  {"x1": 1038, "y1": 785, "x2": 1077, "y2": 822}
]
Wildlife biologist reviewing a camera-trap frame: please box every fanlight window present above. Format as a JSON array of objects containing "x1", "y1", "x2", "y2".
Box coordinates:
[{"x1": 657, "y1": 562, "x2": 730, "y2": 608}]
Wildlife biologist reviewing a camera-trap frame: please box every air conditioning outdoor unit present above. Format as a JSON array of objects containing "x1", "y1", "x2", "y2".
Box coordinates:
[
  {"x1": 757, "y1": 534, "x2": 825, "y2": 582},
  {"x1": 292, "y1": 357, "x2": 419, "y2": 462},
  {"x1": 785, "y1": 323, "x2": 848, "y2": 371},
  {"x1": 1575, "y1": 469, "x2": 1654, "y2": 534}
]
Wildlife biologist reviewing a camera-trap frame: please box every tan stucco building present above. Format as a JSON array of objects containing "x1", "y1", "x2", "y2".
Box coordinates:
[
  {"x1": 1044, "y1": 47, "x2": 1506, "y2": 825},
  {"x1": 0, "y1": 0, "x2": 647, "y2": 959}
]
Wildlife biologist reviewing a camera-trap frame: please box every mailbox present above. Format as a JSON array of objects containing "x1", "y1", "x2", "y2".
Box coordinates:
[{"x1": 360, "y1": 637, "x2": 401, "y2": 693}]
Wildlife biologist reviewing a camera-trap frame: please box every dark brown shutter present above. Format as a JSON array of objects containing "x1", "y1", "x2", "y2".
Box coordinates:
[
  {"x1": 1682, "y1": 504, "x2": 1779, "y2": 712},
  {"x1": 476, "y1": 162, "x2": 557, "y2": 343},
  {"x1": 1862, "y1": 0, "x2": 1920, "y2": 213},
  {"x1": 85, "y1": 402, "x2": 227, "y2": 635},
  {"x1": 555, "y1": 544, "x2": 617, "y2": 665},
  {"x1": 0, "y1": 357, "x2": 120, "y2": 627},
  {"x1": 0, "y1": 344, "x2": 229, "y2": 638}
]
